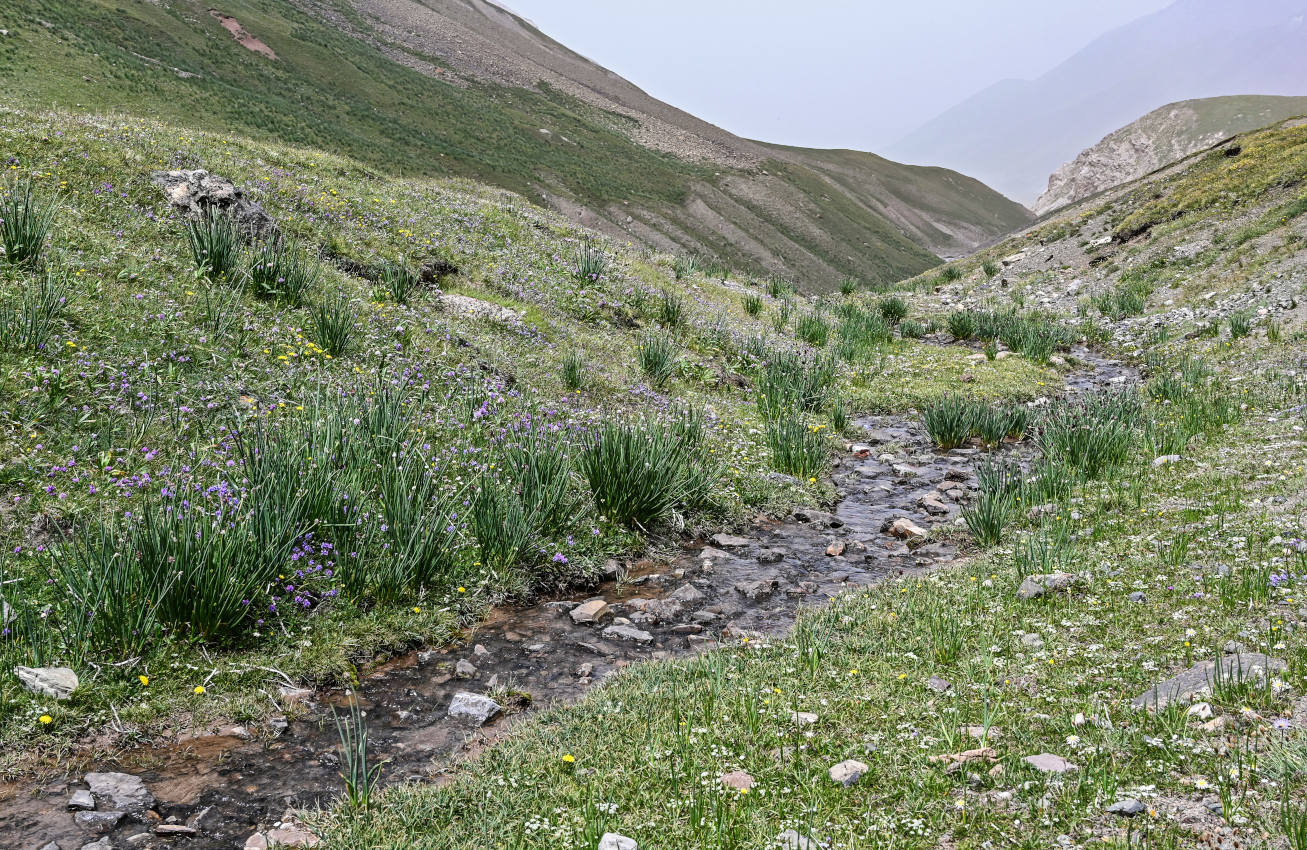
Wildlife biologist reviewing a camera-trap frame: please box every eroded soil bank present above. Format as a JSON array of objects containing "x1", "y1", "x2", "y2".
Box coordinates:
[{"x1": 0, "y1": 350, "x2": 1135, "y2": 850}]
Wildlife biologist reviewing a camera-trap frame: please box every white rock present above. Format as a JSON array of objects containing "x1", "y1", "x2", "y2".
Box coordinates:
[
  {"x1": 447, "y1": 692, "x2": 500, "y2": 726},
  {"x1": 14, "y1": 666, "x2": 79, "y2": 700},
  {"x1": 790, "y1": 711, "x2": 819, "y2": 725},
  {"x1": 598, "y1": 833, "x2": 638, "y2": 850},
  {"x1": 828, "y1": 759, "x2": 869, "y2": 786},
  {"x1": 1186, "y1": 702, "x2": 1213, "y2": 720},
  {"x1": 602, "y1": 624, "x2": 653, "y2": 644},
  {"x1": 776, "y1": 829, "x2": 817, "y2": 849}
]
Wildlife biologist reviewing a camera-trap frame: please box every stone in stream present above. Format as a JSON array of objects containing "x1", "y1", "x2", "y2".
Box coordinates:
[
  {"x1": 709, "y1": 533, "x2": 750, "y2": 549},
  {"x1": 886, "y1": 518, "x2": 927, "y2": 540},
  {"x1": 74, "y1": 810, "x2": 125, "y2": 833},
  {"x1": 735, "y1": 579, "x2": 776, "y2": 601},
  {"x1": 792, "y1": 508, "x2": 841, "y2": 527},
  {"x1": 824, "y1": 540, "x2": 846, "y2": 557},
  {"x1": 1017, "y1": 572, "x2": 1078, "y2": 599},
  {"x1": 68, "y1": 789, "x2": 95, "y2": 810},
  {"x1": 828, "y1": 759, "x2": 869, "y2": 786},
  {"x1": 756, "y1": 548, "x2": 786, "y2": 564},
  {"x1": 447, "y1": 692, "x2": 501, "y2": 726},
  {"x1": 668, "y1": 583, "x2": 705, "y2": 604},
  {"x1": 85, "y1": 772, "x2": 154, "y2": 817},
  {"x1": 598, "y1": 833, "x2": 638, "y2": 850},
  {"x1": 155, "y1": 824, "x2": 199, "y2": 836},
  {"x1": 569, "y1": 599, "x2": 612, "y2": 625},
  {"x1": 455, "y1": 659, "x2": 477, "y2": 678},
  {"x1": 14, "y1": 665, "x2": 79, "y2": 700},
  {"x1": 1106, "y1": 799, "x2": 1147, "y2": 817},
  {"x1": 244, "y1": 823, "x2": 321, "y2": 848},
  {"x1": 1132, "y1": 654, "x2": 1286, "y2": 710},
  {"x1": 602, "y1": 624, "x2": 653, "y2": 644}
]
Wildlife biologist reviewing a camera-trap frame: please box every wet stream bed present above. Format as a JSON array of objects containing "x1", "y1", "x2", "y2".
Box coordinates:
[{"x1": 0, "y1": 348, "x2": 1137, "y2": 850}]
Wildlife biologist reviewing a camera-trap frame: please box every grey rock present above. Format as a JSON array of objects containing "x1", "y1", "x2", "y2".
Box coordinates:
[
  {"x1": 39, "y1": 843, "x2": 62, "y2": 850},
  {"x1": 1017, "y1": 572, "x2": 1078, "y2": 599},
  {"x1": 570, "y1": 599, "x2": 612, "y2": 625},
  {"x1": 79, "y1": 840, "x2": 113, "y2": 850},
  {"x1": 151, "y1": 169, "x2": 277, "y2": 238},
  {"x1": 756, "y1": 548, "x2": 786, "y2": 564},
  {"x1": 68, "y1": 788, "x2": 95, "y2": 810},
  {"x1": 927, "y1": 676, "x2": 952, "y2": 693},
  {"x1": 155, "y1": 824, "x2": 199, "y2": 836},
  {"x1": 1106, "y1": 798, "x2": 1146, "y2": 817},
  {"x1": 735, "y1": 579, "x2": 777, "y2": 601},
  {"x1": 1023, "y1": 753, "x2": 1078, "y2": 773},
  {"x1": 74, "y1": 810, "x2": 125, "y2": 833},
  {"x1": 455, "y1": 659, "x2": 477, "y2": 678},
  {"x1": 85, "y1": 772, "x2": 154, "y2": 817},
  {"x1": 447, "y1": 692, "x2": 501, "y2": 726},
  {"x1": 668, "y1": 583, "x2": 706, "y2": 604},
  {"x1": 792, "y1": 508, "x2": 840, "y2": 527},
  {"x1": 1020, "y1": 633, "x2": 1045, "y2": 650},
  {"x1": 598, "y1": 833, "x2": 638, "y2": 850},
  {"x1": 828, "y1": 759, "x2": 869, "y2": 786},
  {"x1": 602, "y1": 625, "x2": 653, "y2": 644},
  {"x1": 1132, "y1": 653, "x2": 1286, "y2": 710},
  {"x1": 776, "y1": 829, "x2": 818, "y2": 849},
  {"x1": 710, "y1": 533, "x2": 750, "y2": 549},
  {"x1": 14, "y1": 666, "x2": 79, "y2": 700},
  {"x1": 1128, "y1": 591, "x2": 1146, "y2": 603}
]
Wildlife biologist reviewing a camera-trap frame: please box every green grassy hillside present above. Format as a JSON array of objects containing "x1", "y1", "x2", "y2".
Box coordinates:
[{"x1": 0, "y1": 0, "x2": 1030, "y2": 291}]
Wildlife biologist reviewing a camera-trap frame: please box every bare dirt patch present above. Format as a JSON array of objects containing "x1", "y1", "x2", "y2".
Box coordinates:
[{"x1": 209, "y1": 10, "x2": 277, "y2": 59}]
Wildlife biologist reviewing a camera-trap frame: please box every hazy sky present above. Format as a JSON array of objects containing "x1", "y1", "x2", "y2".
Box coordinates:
[{"x1": 502, "y1": 0, "x2": 1175, "y2": 150}]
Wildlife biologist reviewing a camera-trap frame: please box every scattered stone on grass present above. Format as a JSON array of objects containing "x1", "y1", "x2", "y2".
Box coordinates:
[
  {"x1": 1016, "y1": 572, "x2": 1078, "y2": 599},
  {"x1": 14, "y1": 665, "x2": 79, "y2": 700},
  {"x1": 828, "y1": 759, "x2": 869, "y2": 786},
  {"x1": 1132, "y1": 654, "x2": 1286, "y2": 710}
]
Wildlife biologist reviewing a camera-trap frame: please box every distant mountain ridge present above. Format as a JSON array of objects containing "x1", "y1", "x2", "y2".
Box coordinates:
[
  {"x1": 1033, "y1": 95, "x2": 1307, "y2": 215},
  {"x1": 888, "y1": 0, "x2": 1307, "y2": 202},
  {"x1": 0, "y1": 0, "x2": 1032, "y2": 290}
]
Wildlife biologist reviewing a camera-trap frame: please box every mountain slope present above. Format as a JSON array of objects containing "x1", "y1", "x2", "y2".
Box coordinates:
[
  {"x1": 0, "y1": 0, "x2": 1031, "y2": 290},
  {"x1": 887, "y1": 0, "x2": 1307, "y2": 203},
  {"x1": 1033, "y1": 94, "x2": 1307, "y2": 215}
]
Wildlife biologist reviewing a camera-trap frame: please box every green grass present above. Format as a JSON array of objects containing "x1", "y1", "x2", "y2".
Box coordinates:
[{"x1": 311, "y1": 406, "x2": 1307, "y2": 848}]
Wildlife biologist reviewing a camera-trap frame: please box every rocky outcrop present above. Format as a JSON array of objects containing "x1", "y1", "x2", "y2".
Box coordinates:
[
  {"x1": 1035, "y1": 96, "x2": 1307, "y2": 216},
  {"x1": 151, "y1": 169, "x2": 277, "y2": 238}
]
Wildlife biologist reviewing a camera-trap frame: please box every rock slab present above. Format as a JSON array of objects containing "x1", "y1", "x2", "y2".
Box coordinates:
[
  {"x1": 1132, "y1": 653, "x2": 1286, "y2": 710},
  {"x1": 85, "y1": 772, "x2": 154, "y2": 817},
  {"x1": 1017, "y1": 572, "x2": 1078, "y2": 599},
  {"x1": 14, "y1": 665, "x2": 79, "y2": 700},
  {"x1": 598, "y1": 834, "x2": 638, "y2": 850}
]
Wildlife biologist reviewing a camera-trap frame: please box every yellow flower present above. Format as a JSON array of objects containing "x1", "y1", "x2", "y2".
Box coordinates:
[
  {"x1": 139, "y1": 675, "x2": 149, "y2": 686},
  {"x1": 457, "y1": 587, "x2": 466, "y2": 593},
  {"x1": 413, "y1": 607, "x2": 421, "y2": 614},
  {"x1": 562, "y1": 754, "x2": 575, "y2": 764},
  {"x1": 193, "y1": 685, "x2": 206, "y2": 695},
  {"x1": 39, "y1": 715, "x2": 53, "y2": 725}
]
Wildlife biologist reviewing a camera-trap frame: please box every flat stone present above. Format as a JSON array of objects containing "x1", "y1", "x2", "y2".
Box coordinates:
[
  {"x1": 85, "y1": 772, "x2": 154, "y2": 817},
  {"x1": 155, "y1": 824, "x2": 199, "y2": 836},
  {"x1": 756, "y1": 548, "x2": 786, "y2": 564},
  {"x1": 1017, "y1": 572, "x2": 1078, "y2": 599},
  {"x1": 828, "y1": 759, "x2": 869, "y2": 786},
  {"x1": 1128, "y1": 591, "x2": 1146, "y2": 603},
  {"x1": 710, "y1": 533, "x2": 750, "y2": 549},
  {"x1": 668, "y1": 583, "x2": 705, "y2": 604},
  {"x1": 74, "y1": 810, "x2": 124, "y2": 833},
  {"x1": 1023, "y1": 753, "x2": 1078, "y2": 773},
  {"x1": 790, "y1": 711, "x2": 819, "y2": 725},
  {"x1": 447, "y1": 692, "x2": 501, "y2": 726},
  {"x1": 1106, "y1": 798, "x2": 1147, "y2": 817},
  {"x1": 79, "y1": 840, "x2": 113, "y2": 850},
  {"x1": 776, "y1": 829, "x2": 817, "y2": 849},
  {"x1": 570, "y1": 599, "x2": 612, "y2": 625},
  {"x1": 598, "y1": 833, "x2": 638, "y2": 850},
  {"x1": 266, "y1": 825, "x2": 320, "y2": 847},
  {"x1": 1132, "y1": 654, "x2": 1286, "y2": 710},
  {"x1": 735, "y1": 579, "x2": 776, "y2": 600},
  {"x1": 454, "y1": 659, "x2": 477, "y2": 678},
  {"x1": 719, "y1": 770, "x2": 755, "y2": 791},
  {"x1": 14, "y1": 666, "x2": 79, "y2": 700},
  {"x1": 68, "y1": 789, "x2": 95, "y2": 811},
  {"x1": 927, "y1": 676, "x2": 952, "y2": 693},
  {"x1": 602, "y1": 625, "x2": 653, "y2": 644}
]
